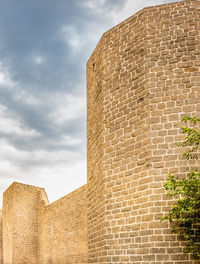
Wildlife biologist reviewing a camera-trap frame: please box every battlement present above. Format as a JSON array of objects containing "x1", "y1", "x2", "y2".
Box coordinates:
[{"x1": 1, "y1": 0, "x2": 200, "y2": 263}]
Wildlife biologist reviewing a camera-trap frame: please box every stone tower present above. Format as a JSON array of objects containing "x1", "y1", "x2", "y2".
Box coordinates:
[
  {"x1": 2, "y1": 183, "x2": 46, "y2": 264},
  {"x1": 2, "y1": 183, "x2": 88, "y2": 264},
  {"x1": 0, "y1": 1, "x2": 200, "y2": 264},
  {"x1": 87, "y1": 0, "x2": 200, "y2": 263}
]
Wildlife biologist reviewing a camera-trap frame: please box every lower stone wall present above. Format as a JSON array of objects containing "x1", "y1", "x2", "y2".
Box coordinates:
[
  {"x1": 2, "y1": 183, "x2": 45, "y2": 264},
  {"x1": 39, "y1": 185, "x2": 88, "y2": 264},
  {"x1": 2, "y1": 186, "x2": 13, "y2": 264},
  {"x1": 0, "y1": 211, "x2": 2, "y2": 264}
]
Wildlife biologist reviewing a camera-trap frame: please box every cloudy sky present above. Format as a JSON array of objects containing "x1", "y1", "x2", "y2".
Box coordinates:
[{"x1": 0, "y1": 0, "x2": 181, "y2": 205}]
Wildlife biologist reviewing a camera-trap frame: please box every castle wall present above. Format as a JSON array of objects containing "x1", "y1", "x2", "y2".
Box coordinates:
[
  {"x1": 87, "y1": 37, "x2": 105, "y2": 263},
  {"x1": 2, "y1": 183, "x2": 45, "y2": 264},
  {"x1": 3, "y1": 186, "x2": 14, "y2": 264},
  {"x1": 0, "y1": 211, "x2": 2, "y2": 264},
  {"x1": 39, "y1": 185, "x2": 88, "y2": 264},
  {"x1": 1, "y1": 1, "x2": 200, "y2": 264},
  {"x1": 87, "y1": 1, "x2": 200, "y2": 263}
]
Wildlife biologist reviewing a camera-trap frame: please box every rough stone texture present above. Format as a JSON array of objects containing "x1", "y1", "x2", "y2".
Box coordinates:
[
  {"x1": 1, "y1": 1, "x2": 200, "y2": 264},
  {"x1": 2, "y1": 183, "x2": 45, "y2": 264},
  {"x1": 87, "y1": 0, "x2": 200, "y2": 263},
  {"x1": 2, "y1": 182, "x2": 88, "y2": 264},
  {"x1": 39, "y1": 185, "x2": 88, "y2": 264},
  {"x1": 0, "y1": 211, "x2": 2, "y2": 264},
  {"x1": 2, "y1": 186, "x2": 13, "y2": 264}
]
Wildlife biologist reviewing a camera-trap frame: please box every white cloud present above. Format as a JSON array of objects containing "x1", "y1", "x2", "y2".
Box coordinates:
[
  {"x1": 26, "y1": 149, "x2": 81, "y2": 165},
  {"x1": 0, "y1": 61, "x2": 40, "y2": 106},
  {"x1": 0, "y1": 62, "x2": 14, "y2": 88},
  {"x1": 13, "y1": 89, "x2": 40, "y2": 106},
  {"x1": 33, "y1": 159, "x2": 86, "y2": 203},
  {"x1": 48, "y1": 93, "x2": 85, "y2": 125},
  {"x1": 59, "y1": 135, "x2": 82, "y2": 146},
  {"x1": 0, "y1": 72, "x2": 12, "y2": 87},
  {"x1": 81, "y1": 0, "x2": 106, "y2": 12},
  {"x1": 61, "y1": 22, "x2": 105, "y2": 57},
  {"x1": 33, "y1": 55, "x2": 45, "y2": 65},
  {"x1": 0, "y1": 104, "x2": 40, "y2": 137},
  {"x1": 0, "y1": 138, "x2": 86, "y2": 206},
  {"x1": 110, "y1": 0, "x2": 181, "y2": 25},
  {"x1": 0, "y1": 137, "x2": 82, "y2": 170},
  {"x1": 61, "y1": 25, "x2": 81, "y2": 55}
]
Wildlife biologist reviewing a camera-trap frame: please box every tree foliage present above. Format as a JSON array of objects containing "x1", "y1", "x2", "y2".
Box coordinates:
[
  {"x1": 162, "y1": 116, "x2": 200, "y2": 262},
  {"x1": 178, "y1": 116, "x2": 200, "y2": 160}
]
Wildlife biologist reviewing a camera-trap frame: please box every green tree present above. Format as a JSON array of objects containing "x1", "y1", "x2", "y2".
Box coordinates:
[{"x1": 162, "y1": 116, "x2": 200, "y2": 262}]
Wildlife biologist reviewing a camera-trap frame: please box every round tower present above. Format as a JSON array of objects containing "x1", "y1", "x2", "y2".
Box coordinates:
[{"x1": 87, "y1": 0, "x2": 200, "y2": 263}]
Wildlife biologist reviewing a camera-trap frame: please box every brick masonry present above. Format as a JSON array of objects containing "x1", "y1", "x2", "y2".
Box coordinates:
[
  {"x1": 38, "y1": 185, "x2": 88, "y2": 264},
  {"x1": 3, "y1": 183, "x2": 45, "y2": 264},
  {"x1": 2, "y1": 183, "x2": 88, "y2": 264},
  {"x1": 1, "y1": 0, "x2": 200, "y2": 263},
  {"x1": 87, "y1": 0, "x2": 200, "y2": 263}
]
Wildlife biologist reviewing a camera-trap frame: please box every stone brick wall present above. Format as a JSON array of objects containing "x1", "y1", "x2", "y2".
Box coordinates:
[
  {"x1": 87, "y1": 37, "x2": 105, "y2": 263},
  {"x1": 39, "y1": 185, "x2": 88, "y2": 264},
  {"x1": 0, "y1": 211, "x2": 2, "y2": 264},
  {"x1": 2, "y1": 182, "x2": 45, "y2": 264},
  {"x1": 2, "y1": 183, "x2": 88, "y2": 264},
  {"x1": 3, "y1": 183, "x2": 45, "y2": 264},
  {"x1": 1, "y1": 1, "x2": 200, "y2": 264},
  {"x1": 87, "y1": 0, "x2": 200, "y2": 263},
  {"x1": 3, "y1": 185, "x2": 14, "y2": 264}
]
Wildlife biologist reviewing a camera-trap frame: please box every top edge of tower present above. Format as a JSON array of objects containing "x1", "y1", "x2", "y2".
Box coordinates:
[
  {"x1": 87, "y1": 0, "x2": 199, "y2": 64},
  {"x1": 3, "y1": 181, "x2": 46, "y2": 194}
]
